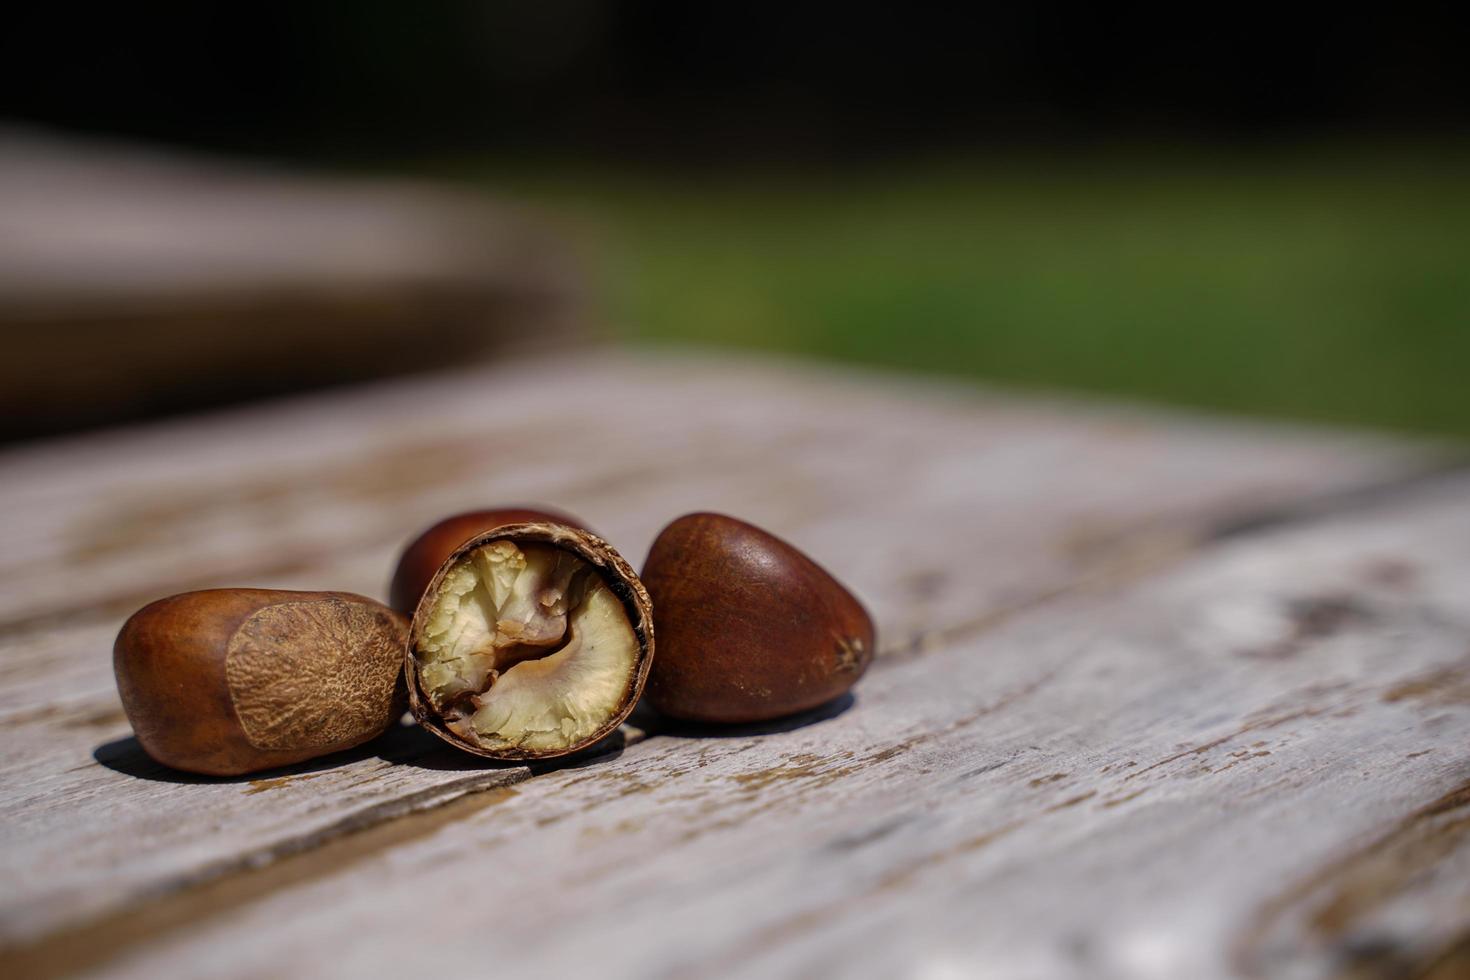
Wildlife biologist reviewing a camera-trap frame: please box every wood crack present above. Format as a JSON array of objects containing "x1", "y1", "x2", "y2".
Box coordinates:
[
  {"x1": 1234, "y1": 776, "x2": 1470, "y2": 979},
  {"x1": 0, "y1": 728, "x2": 643, "y2": 973},
  {"x1": 1204, "y1": 459, "x2": 1470, "y2": 544},
  {"x1": 1, "y1": 784, "x2": 522, "y2": 980},
  {"x1": 876, "y1": 459, "x2": 1470, "y2": 670}
]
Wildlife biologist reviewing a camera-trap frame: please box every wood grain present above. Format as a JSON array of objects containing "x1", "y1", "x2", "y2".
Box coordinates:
[
  {"x1": 0, "y1": 351, "x2": 1464, "y2": 978},
  {"x1": 64, "y1": 473, "x2": 1470, "y2": 980}
]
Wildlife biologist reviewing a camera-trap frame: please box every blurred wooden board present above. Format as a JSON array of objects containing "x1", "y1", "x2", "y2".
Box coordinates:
[
  {"x1": 0, "y1": 129, "x2": 579, "y2": 438},
  {"x1": 0, "y1": 351, "x2": 1466, "y2": 978}
]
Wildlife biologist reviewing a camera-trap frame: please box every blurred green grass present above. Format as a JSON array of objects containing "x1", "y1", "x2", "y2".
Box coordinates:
[{"x1": 451, "y1": 149, "x2": 1470, "y2": 437}]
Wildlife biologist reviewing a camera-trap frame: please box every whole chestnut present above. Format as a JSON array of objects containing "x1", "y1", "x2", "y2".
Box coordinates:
[
  {"x1": 115, "y1": 589, "x2": 408, "y2": 776},
  {"x1": 406, "y1": 521, "x2": 653, "y2": 760},
  {"x1": 641, "y1": 513, "x2": 874, "y2": 723},
  {"x1": 388, "y1": 507, "x2": 586, "y2": 614}
]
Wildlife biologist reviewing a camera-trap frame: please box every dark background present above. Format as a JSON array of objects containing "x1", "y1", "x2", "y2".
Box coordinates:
[
  {"x1": 3, "y1": 4, "x2": 1468, "y2": 440},
  {"x1": 6, "y1": 4, "x2": 1465, "y2": 162}
]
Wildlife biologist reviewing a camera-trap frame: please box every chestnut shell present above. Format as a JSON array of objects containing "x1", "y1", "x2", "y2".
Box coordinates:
[
  {"x1": 404, "y1": 522, "x2": 654, "y2": 760},
  {"x1": 641, "y1": 513, "x2": 875, "y2": 723},
  {"x1": 388, "y1": 506, "x2": 587, "y2": 614}
]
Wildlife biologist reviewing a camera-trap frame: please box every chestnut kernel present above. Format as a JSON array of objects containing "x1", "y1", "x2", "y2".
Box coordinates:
[
  {"x1": 388, "y1": 507, "x2": 587, "y2": 614},
  {"x1": 114, "y1": 589, "x2": 409, "y2": 776},
  {"x1": 641, "y1": 513, "x2": 875, "y2": 724},
  {"x1": 406, "y1": 522, "x2": 653, "y2": 760}
]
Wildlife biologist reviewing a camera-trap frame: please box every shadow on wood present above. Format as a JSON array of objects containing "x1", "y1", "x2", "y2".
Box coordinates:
[
  {"x1": 92, "y1": 721, "x2": 467, "y2": 783},
  {"x1": 646, "y1": 692, "x2": 856, "y2": 739}
]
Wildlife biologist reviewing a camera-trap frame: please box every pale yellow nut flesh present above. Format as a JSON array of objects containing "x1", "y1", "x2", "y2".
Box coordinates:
[{"x1": 416, "y1": 541, "x2": 638, "y2": 753}]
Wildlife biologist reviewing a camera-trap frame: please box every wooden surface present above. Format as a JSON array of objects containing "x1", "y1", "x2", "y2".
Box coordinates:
[
  {"x1": 0, "y1": 129, "x2": 578, "y2": 438},
  {"x1": 1, "y1": 351, "x2": 1467, "y2": 979}
]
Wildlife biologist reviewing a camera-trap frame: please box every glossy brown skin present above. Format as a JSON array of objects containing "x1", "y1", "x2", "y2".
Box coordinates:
[
  {"x1": 406, "y1": 522, "x2": 654, "y2": 761},
  {"x1": 641, "y1": 513, "x2": 875, "y2": 723},
  {"x1": 114, "y1": 589, "x2": 409, "y2": 776},
  {"x1": 388, "y1": 507, "x2": 587, "y2": 614}
]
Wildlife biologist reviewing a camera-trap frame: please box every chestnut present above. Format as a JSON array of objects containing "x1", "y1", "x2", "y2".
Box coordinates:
[
  {"x1": 405, "y1": 522, "x2": 653, "y2": 760},
  {"x1": 115, "y1": 589, "x2": 409, "y2": 776},
  {"x1": 388, "y1": 507, "x2": 587, "y2": 614},
  {"x1": 641, "y1": 513, "x2": 875, "y2": 723}
]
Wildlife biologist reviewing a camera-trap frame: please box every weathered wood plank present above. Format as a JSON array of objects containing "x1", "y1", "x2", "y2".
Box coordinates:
[
  {"x1": 0, "y1": 129, "x2": 578, "y2": 438},
  {"x1": 37, "y1": 470, "x2": 1469, "y2": 980},
  {"x1": 0, "y1": 353, "x2": 1458, "y2": 975},
  {"x1": 0, "y1": 351, "x2": 1442, "y2": 632}
]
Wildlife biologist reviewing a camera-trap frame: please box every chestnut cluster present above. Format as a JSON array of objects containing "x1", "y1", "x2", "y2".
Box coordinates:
[{"x1": 115, "y1": 507, "x2": 873, "y2": 775}]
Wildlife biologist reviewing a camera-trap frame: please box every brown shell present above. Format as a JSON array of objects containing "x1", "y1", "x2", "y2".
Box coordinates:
[
  {"x1": 405, "y1": 522, "x2": 654, "y2": 761},
  {"x1": 641, "y1": 513, "x2": 875, "y2": 724},
  {"x1": 388, "y1": 507, "x2": 588, "y2": 614},
  {"x1": 114, "y1": 589, "x2": 408, "y2": 776}
]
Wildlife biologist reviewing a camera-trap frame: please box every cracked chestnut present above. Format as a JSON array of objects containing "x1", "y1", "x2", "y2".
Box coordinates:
[
  {"x1": 114, "y1": 589, "x2": 409, "y2": 776},
  {"x1": 641, "y1": 513, "x2": 875, "y2": 723},
  {"x1": 388, "y1": 507, "x2": 587, "y2": 614},
  {"x1": 406, "y1": 521, "x2": 653, "y2": 760}
]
